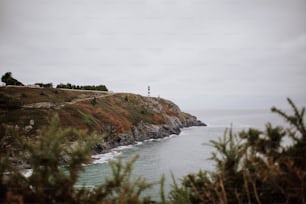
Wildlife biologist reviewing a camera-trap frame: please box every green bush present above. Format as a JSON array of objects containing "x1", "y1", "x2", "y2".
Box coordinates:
[
  {"x1": 39, "y1": 92, "x2": 46, "y2": 96},
  {"x1": 0, "y1": 93, "x2": 22, "y2": 109},
  {"x1": 168, "y1": 98, "x2": 306, "y2": 204},
  {"x1": 20, "y1": 93, "x2": 27, "y2": 98},
  {"x1": 56, "y1": 83, "x2": 108, "y2": 92},
  {"x1": 1, "y1": 72, "x2": 24, "y2": 86},
  {"x1": 91, "y1": 97, "x2": 97, "y2": 106},
  {"x1": 0, "y1": 114, "x2": 154, "y2": 203}
]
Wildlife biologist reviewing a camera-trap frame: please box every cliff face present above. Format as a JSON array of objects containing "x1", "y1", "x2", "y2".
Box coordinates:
[
  {"x1": 0, "y1": 87, "x2": 205, "y2": 154},
  {"x1": 91, "y1": 96, "x2": 205, "y2": 153}
]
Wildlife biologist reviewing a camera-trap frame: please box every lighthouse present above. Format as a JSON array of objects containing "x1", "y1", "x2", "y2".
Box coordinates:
[{"x1": 148, "y1": 85, "x2": 150, "y2": 97}]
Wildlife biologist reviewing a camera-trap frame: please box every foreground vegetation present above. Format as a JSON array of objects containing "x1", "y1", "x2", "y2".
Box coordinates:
[
  {"x1": 1, "y1": 98, "x2": 305, "y2": 203},
  {"x1": 169, "y1": 98, "x2": 306, "y2": 204},
  {"x1": 0, "y1": 115, "x2": 154, "y2": 203}
]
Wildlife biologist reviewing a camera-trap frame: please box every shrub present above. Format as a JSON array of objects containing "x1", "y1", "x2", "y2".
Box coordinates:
[
  {"x1": 91, "y1": 97, "x2": 97, "y2": 106},
  {"x1": 35, "y1": 83, "x2": 53, "y2": 88},
  {"x1": 20, "y1": 93, "x2": 27, "y2": 98},
  {"x1": 56, "y1": 83, "x2": 108, "y2": 91},
  {"x1": 0, "y1": 114, "x2": 155, "y2": 203},
  {"x1": 1, "y1": 72, "x2": 24, "y2": 86},
  {"x1": 0, "y1": 93, "x2": 22, "y2": 109},
  {"x1": 169, "y1": 98, "x2": 306, "y2": 204}
]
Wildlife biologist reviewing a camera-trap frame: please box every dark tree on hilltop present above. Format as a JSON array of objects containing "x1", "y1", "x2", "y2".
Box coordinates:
[
  {"x1": 56, "y1": 83, "x2": 108, "y2": 91},
  {"x1": 1, "y1": 72, "x2": 24, "y2": 86},
  {"x1": 35, "y1": 83, "x2": 53, "y2": 88}
]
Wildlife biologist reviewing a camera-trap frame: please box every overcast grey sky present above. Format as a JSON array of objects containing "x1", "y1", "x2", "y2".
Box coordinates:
[{"x1": 0, "y1": 0, "x2": 305, "y2": 109}]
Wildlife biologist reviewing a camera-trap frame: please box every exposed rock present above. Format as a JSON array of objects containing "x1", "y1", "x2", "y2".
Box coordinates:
[
  {"x1": 29, "y1": 119, "x2": 35, "y2": 126},
  {"x1": 24, "y1": 125, "x2": 33, "y2": 134},
  {"x1": 93, "y1": 112, "x2": 206, "y2": 154},
  {"x1": 182, "y1": 117, "x2": 207, "y2": 127}
]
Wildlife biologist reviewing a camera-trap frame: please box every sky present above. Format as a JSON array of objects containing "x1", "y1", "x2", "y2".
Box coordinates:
[{"x1": 0, "y1": 0, "x2": 305, "y2": 110}]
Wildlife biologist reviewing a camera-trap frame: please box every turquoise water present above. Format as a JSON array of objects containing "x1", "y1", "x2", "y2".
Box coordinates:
[{"x1": 77, "y1": 109, "x2": 286, "y2": 199}]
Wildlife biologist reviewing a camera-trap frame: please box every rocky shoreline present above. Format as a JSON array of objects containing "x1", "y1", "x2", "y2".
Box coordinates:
[
  {"x1": 17, "y1": 116, "x2": 205, "y2": 170},
  {"x1": 93, "y1": 114, "x2": 206, "y2": 154}
]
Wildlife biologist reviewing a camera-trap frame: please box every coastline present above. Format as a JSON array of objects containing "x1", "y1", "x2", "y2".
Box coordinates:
[
  {"x1": 91, "y1": 115, "x2": 206, "y2": 155},
  {"x1": 92, "y1": 116, "x2": 207, "y2": 155},
  {"x1": 91, "y1": 133, "x2": 179, "y2": 165},
  {"x1": 22, "y1": 126, "x2": 205, "y2": 178}
]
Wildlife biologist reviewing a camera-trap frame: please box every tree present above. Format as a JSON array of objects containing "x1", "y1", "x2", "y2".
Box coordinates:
[
  {"x1": 56, "y1": 83, "x2": 108, "y2": 91},
  {"x1": 35, "y1": 83, "x2": 53, "y2": 88},
  {"x1": 1, "y1": 72, "x2": 24, "y2": 86}
]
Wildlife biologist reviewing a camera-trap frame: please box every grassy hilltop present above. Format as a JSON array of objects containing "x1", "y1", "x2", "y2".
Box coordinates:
[{"x1": 0, "y1": 86, "x2": 203, "y2": 154}]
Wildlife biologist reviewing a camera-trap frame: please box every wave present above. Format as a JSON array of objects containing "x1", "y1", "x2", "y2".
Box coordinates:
[
  {"x1": 92, "y1": 134, "x2": 180, "y2": 164},
  {"x1": 143, "y1": 134, "x2": 178, "y2": 143},
  {"x1": 92, "y1": 151, "x2": 122, "y2": 164},
  {"x1": 21, "y1": 133, "x2": 183, "y2": 174},
  {"x1": 112, "y1": 144, "x2": 135, "y2": 151},
  {"x1": 204, "y1": 123, "x2": 252, "y2": 128},
  {"x1": 136, "y1": 141, "x2": 143, "y2": 145}
]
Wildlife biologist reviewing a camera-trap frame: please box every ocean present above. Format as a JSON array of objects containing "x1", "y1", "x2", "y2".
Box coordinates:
[{"x1": 76, "y1": 109, "x2": 287, "y2": 199}]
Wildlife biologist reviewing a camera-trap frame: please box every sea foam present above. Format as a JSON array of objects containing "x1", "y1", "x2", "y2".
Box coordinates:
[
  {"x1": 92, "y1": 151, "x2": 122, "y2": 164},
  {"x1": 91, "y1": 134, "x2": 180, "y2": 164}
]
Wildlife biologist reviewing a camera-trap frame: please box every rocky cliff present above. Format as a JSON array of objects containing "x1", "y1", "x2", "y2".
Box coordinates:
[
  {"x1": 92, "y1": 96, "x2": 205, "y2": 153},
  {"x1": 0, "y1": 87, "x2": 206, "y2": 155}
]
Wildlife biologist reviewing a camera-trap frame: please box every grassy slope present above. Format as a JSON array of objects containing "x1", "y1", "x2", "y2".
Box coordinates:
[{"x1": 0, "y1": 87, "x2": 190, "y2": 138}]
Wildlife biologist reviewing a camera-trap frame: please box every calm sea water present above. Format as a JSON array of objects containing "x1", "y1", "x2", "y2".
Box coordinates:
[{"x1": 76, "y1": 109, "x2": 286, "y2": 199}]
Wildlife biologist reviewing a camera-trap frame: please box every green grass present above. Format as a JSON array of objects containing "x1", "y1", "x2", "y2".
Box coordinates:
[
  {"x1": 0, "y1": 87, "x2": 105, "y2": 105},
  {"x1": 78, "y1": 110, "x2": 95, "y2": 126}
]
